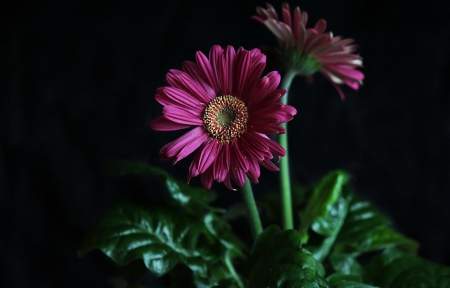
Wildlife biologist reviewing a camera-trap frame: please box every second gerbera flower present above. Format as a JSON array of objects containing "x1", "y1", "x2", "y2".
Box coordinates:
[
  {"x1": 150, "y1": 45, "x2": 296, "y2": 190},
  {"x1": 254, "y1": 2, "x2": 364, "y2": 99}
]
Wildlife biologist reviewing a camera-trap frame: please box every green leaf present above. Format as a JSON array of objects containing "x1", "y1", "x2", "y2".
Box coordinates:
[
  {"x1": 326, "y1": 273, "x2": 377, "y2": 288},
  {"x1": 334, "y1": 194, "x2": 418, "y2": 255},
  {"x1": 204, "y1": 213, "x2": 246, "y2": 253},
  {"x1": 78, "y1": 203, "x2": 212, "y2": 277},
  {"x1": 329, "y1": 253, "x2": 364, "y2": 277},
  {"x1": 365, "y1": 249, "x2": 450, "y2": 288},
  {"x1": 108, "y1": 259, "x2": 150, "y2": 287},
  {"x1": 103, "y1": 161, "x2": 217, "y2": 212},
  {"x1": 248, "y1": 225, "x2": 328, "y2": 288},
  {"x1": 308, "y1": 197, "x2": 349, "y2": 262},
  {"x1": 299, "y1": 171, "x2": 349, "y2": 243}
]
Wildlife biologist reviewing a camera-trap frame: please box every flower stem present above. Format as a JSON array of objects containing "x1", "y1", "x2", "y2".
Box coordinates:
[
  {"x1": 279, "y1": 69, "x2": 297, "y2": 230},
  {"x1": 242, "y1": 177, "x2": 263, "y2": 239}
]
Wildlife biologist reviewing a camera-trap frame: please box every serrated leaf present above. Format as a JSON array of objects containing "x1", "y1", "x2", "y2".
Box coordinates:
[
  {"x1": 329, "y1": 253, "x2": 364, "y2": 277},
  {"x1": 248, "y1": 225, "x2": 328, "y2": 288},
  {"x1": 108, "y1": 259, "x2": 150, "y2": 287},
  {"x1": 299, "y1": 171, "x2": 349, "y2": 243},
  {"x1": 363, "y1": 248, "x2": 403, "y2": 283},
  {"x1": 103, "y1": 161, "x2": 216, "y2": 210},
  {"x1": 307, "y1": 196, "x2": 349, "y2": 262},
  {"x1": 204, "y1": 213, "x2": 246, "y2": 253},
  {"x1": 334, "y1": 194, "x2": 418, "y2": 255},
  {"x1": 326, "y1": 273, "x2": 377, "y2": 288},
  {"x1": 311, "y1": 197, "x2": 348, "y2": 238},
  {"x1": 365, "y1": 249, "x2": 450, "y2": 288},
  {"x1": 78, "y1": 203, "x2": 212, "y2": 276}
]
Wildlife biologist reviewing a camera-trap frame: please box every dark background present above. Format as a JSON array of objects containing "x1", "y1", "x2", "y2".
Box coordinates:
[{"x1": 2, "y1": 0, "x2": 449, "y2": 287}]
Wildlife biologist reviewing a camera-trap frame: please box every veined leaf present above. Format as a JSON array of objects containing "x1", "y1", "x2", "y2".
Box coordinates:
[
  {"x1": 78, "y1": 203, "x2": 213, "y2": 277},
  {"x1": 308, "y1": 197, "x2": 348, "y2": 262},
  {"x1": 365, "y1": 248, "x2": 450, "y2": 288},
  {"x1": 329, "y1": 253, "x2": 364, "y2": 277},
  {"x1": 102, "y1": 161, "x2": 216, "y2": 211},
  {"x1": 334, "y1": 194, "x2": 418, "y2": 255},
  {"x1": 326, "y1": 273, "x2": 377, "y2": 288},
  {"x1": 248, "y1": 225, "x2": 328, "y2": 288},
  {"x1": 299, "y1": 171, "x2": 349, "y2": 243}
]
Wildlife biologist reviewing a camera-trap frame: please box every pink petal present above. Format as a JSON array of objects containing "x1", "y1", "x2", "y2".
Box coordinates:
[
  {"x1": 179, "y1": 73, "x2": 213, "y2": 102},
  {"x1": 342, "y1": 79, "x2": 361, "y2": 90},
  {"x1": 195, "y1": 51, "x2": 220, "y2": 93},
  {"x1": 247, "y1": 71, "x2": 282, "y2": 105},
  {"x1": 201, "y1": 166, "x2": 214, "y2": 190},
  {"x1": 304, "y1": 33, "x2": 330, "y2": 54},
  {"x1": 321, "y1": 71, "x2": 346, "y2": 100},
  {"x1": 249, "y1": 90, "x2": 286, "y2": 113},
  {"x1": 223, "y1": 174, "x2": 235, "y2": 191},
  {"x1": 156, "y1": 87, "x2": 205, "y2": 112},
  {"x1": 230, "y1": 165, "x2": 246, "y2": 187},
  {"x1": 265, "y1": 19, "x2": 294, "y2": 46},
  {"x1": 326, "y1": 65, "x2": 365, "y2": 81},
  {"x1": 163, "y1": 106, "x2": 203, "y2": 125},
  {"x1": 181, "y1": 61, "x2": 216, "y2": 99},
  {"x1": 249, "y1": 123, "x2": 285, "y2": 135},
  {"x1": 245, "y1": 156, "x2": 261, "y2": 183},
  {"x1": 209, "y1": 45, "x2": 224, "y2": 91},
  {"x1": 266, "y1": 3, "x2": 279, "y2": 20},
  {"x1": 231, "y1": 140, "x2": 249, "y2": 172},
  {"x1": 314, "y1": 19, "x2": 327, "y2": 34},
  {"x1": 265, "y1": 137, "x2": 286, "y2": 158},
  {"x1": 233, "y1": 49, "x2": 252, "y2": 98},
  {"x1": 187, "y1": 150, "x2": 202, "y2": 184},
  {"x1": 282, "y1": 7, "x2": 292, "y2": 29},
  {"x1": 301, "y1": 11, "x2": 308, "y2": 26},
  {"x1": 223, "y1": 46, "x2": 236, "y2": 94},
  {"x1": 295, "y1": 22, "x2": 306, "y2": 49},
  {"x1": 150, "y1": 116, "x2": 192, "y2": 131},
  {"x1": 259, "y1": 159, "x2": 280, "y2": 171},
  {"x1": 160, "y1": 127, "x2": 208, "y2": 163},
  {"x1": 292, "y1": 7, "x2": 302, "y2": 42},
  {"x1": 310, "y1": 43, "x2": 345, "y2": 56},
  {"x1": 252, "y1": 14, "x2": 266, "y2": 24},
  {"x1": 241, "y1": 62, "x2": 266, "y2": 102},
  {"x1": 213, "y1": 144, "x2": 229, "y2": 182},
  {"x1": 197, "y1": 139, "x2": 220, "y2": 173},
  {"x1": 240, "y1": 134, "x2": 267, "y2": 161},
  {"x1": 166, "y1": 70, "x2": 211, "y2": 103}
]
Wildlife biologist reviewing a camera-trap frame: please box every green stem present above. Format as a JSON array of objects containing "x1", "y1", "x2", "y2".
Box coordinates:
[
  {"x1": 223, "y1": 250, "x2": 245, "y2": 288},
  {"x1": 279, "y1": 69, "x2": 297, "y2": 230},
  {"x1": 242, "y1": 177, "x2": 263, "y2": 239}
]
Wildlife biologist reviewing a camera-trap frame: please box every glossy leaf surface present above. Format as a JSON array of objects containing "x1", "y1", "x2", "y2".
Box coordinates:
[
  {"x1": 248, "y1": 225, "x2": 328, "y2": 288},
  {"x1": 103, "y1": 160, "x2": 216, "y2": 211},
  {"x1": 365, "y1": 248, "x2": 450, "y2": 288},
  {"x1": 334, "y1": 193, "x2": 418, "y2": 255},
  {"x1": 299, "y1": 171, "x2": 349, "y2": 243},
  {"x1": 78, "y1": 203, "x2": 212, "y2": 276}
]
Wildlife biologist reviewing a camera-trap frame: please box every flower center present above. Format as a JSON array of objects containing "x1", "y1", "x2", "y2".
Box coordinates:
[{"x1": 203, "y1": 95, "x2": 248, "y2": 143}]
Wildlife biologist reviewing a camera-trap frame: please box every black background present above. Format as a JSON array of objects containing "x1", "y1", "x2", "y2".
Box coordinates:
[{"x1": 2, "y1": 0, "x2": 449, "y2": 287}]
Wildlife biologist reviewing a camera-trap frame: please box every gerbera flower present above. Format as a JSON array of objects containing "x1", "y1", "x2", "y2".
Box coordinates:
[
  {"x1": 253, "y1": 2, "x2": 364, "y2": 99},
  {"x1": 150, "y1": 45, "x2": 296, "y2": 190}
]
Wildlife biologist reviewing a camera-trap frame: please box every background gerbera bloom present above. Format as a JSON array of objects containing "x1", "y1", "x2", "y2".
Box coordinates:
[
  {"x1": 253, "y1": 2, "x2": 364, "y2": 99},
  {"x1": 150, "y1": 45, "x2": 296, "y2": 190}
]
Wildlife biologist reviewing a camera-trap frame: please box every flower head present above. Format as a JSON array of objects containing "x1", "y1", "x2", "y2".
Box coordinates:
[
  {"x1": 254, "y1": 3, "x2": 364, "y2": 99},
  {"x1": 150, "y1": 45, "x2": 296, "y2": 190}
]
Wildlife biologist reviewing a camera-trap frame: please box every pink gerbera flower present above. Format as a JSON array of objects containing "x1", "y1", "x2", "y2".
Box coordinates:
[
  {"x1": 253, "y1": 2, "x2": 364, "y2": 99},
  {"x1": 150, "y1": 45, "x2": 296, "y2": 190}
]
